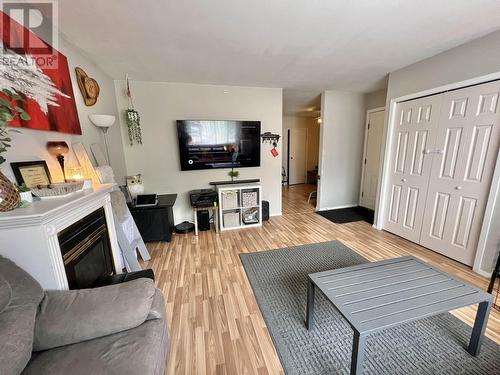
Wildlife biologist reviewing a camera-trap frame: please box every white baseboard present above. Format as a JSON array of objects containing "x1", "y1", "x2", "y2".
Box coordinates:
[
  {"x1": 475, "y1": 269, "x2": 493, "y2": 278},
  {"x1": 317, "y1": 204, "x2": 357, "y2": 211},
  {"x1": 270, "y1": 212, "x2": 282, "y2": 217}
]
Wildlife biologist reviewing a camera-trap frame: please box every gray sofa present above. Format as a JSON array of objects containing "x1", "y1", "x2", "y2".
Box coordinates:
[{"x1": 0, "y1": 256, "x2": 168, "y2": 375}]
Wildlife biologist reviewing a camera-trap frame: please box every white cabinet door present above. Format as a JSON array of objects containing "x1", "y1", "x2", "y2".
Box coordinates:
[
  {"x1": 384, "y1": 95, "x2": 442, "y2": 242},
  {"x1": 360, "y1": 110, "x2": 385, "y2": 210},
  {"x1": 420, "y1": 80, "x2": 500, "y2": 265}
]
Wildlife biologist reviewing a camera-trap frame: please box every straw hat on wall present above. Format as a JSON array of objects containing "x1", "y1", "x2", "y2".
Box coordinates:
[{"x1": 75, "y1": 67, "x2": 100, "y2": 106}]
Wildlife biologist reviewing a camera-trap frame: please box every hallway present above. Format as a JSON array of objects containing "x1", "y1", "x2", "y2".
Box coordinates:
[{"x1": 282, "y1": 184, "x2": 317, "y2": 215}]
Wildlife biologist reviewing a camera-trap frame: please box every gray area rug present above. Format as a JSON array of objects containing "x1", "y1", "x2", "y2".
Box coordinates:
[{"x1": 240, "y1": 241, "x2": 500, "y2": 374}]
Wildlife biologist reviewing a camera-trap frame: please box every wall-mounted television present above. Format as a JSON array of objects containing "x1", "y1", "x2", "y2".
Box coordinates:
[{"x1": 177, "y1": 120, "x2": 261, "y2": 171}]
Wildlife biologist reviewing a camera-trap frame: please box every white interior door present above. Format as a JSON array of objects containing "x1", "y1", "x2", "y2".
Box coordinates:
[
  {"x1": 288, "y1": 128, "x2": 307, "y2": 184},
  {"x1": 360, "y1": 110, "x2": 385, "y2": 209},
  {"x1": 420, "y1": 80, "x2": 500, "y2": 266},
  {"x1": 383, "y1": 95, "x2": 441, "y2": 243}
]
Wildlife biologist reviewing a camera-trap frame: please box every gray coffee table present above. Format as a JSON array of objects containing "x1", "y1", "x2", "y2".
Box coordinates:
[{"x1": 306, "y1": 256, "x2": 493, "y2": 374}]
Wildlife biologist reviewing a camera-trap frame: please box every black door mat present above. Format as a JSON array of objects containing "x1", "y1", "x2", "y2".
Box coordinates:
[{"x1": 317, "y1": 206, "x2": 374, "y2": 224}]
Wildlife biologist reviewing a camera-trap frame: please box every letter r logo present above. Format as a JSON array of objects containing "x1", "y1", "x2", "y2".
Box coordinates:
[{"x1": 1, "y1": 1, "x2": 57, "y2": 54}]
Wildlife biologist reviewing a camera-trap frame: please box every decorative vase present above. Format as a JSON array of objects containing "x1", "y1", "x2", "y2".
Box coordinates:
[
  {"x1": 19, "y1": 191, "x2": 33, "y2": 204},
  {"x1": 0, "y1": 171, "x2": 20, "y2": 211}
]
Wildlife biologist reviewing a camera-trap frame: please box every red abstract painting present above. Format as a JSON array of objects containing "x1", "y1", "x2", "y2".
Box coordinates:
[{"x1": 0, "y1": 11, "x2": 82, "y2": 135}]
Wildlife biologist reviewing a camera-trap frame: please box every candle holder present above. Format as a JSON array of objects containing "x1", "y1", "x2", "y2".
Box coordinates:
[
  {"x1": 66, "y1": 166, "x2": 84, "y2": 182},
  {"x1": 47, "y1": 141, "x2": 69, "y2": 181}
]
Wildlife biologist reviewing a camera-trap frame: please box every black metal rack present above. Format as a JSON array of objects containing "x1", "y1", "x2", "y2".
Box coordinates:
[{"x1": 487, "y1": 251, "x2": 500, "y2": 311}]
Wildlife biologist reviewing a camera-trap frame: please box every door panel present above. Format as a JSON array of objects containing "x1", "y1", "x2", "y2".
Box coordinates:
[
  {"x1": 360, "y1": 110, "x2": 385, "y2": 209},
  {"x1": 288, "y1": 128, "x2": 307, "y2": 185},
  {"x1": 465, "y1": 125, "x2": 492, "y2": 182},
  {"x1": 452, "y1": 197, "x2": 476, "y2": 248},
  {"x1": 403, "y1": 187, "x2": 419, "y2": 229},
  {"x1": 440, "y1": 127, "x2": 462, "y2": 179},
  {"x1": 420, "y1": 80, "x2": 500, "y2": 265},
  {"x1": 410, "y1": 131, "x2": 427, "y2": 175},
  {"x1": 388, "y1": 184, "x2": 402, "y2": 223},
  {"x1": 384, "y1": 96, "x2": 441, "y2": 242},
  {"x1": 429, "y1": 192, "x2": 450, "y2": 240}
]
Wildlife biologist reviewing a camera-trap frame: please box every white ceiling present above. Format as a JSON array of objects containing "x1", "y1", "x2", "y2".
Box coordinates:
[
  {"x1": 282, "y1": 90, "x2": 321, "y2": 117},
  {"x1": 57, "y1": 0, "x2": 500, "y2": 114}
]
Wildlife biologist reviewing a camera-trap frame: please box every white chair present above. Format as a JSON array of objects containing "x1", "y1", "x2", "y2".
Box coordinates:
[
  {"x1": 94, "y1": 164, "x2": 151, "y2": 272},
  {"x1": 307, "y1": 190, "x2": 317, "y2": 204},
  {"x1": 110, "y1": 190, "x2": 151, "y2": 271}
]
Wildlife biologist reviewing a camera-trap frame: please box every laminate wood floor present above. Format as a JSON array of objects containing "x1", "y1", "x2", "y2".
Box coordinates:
[{"x1": 142, "y1": 184, "x2": 499, "y2": 375}]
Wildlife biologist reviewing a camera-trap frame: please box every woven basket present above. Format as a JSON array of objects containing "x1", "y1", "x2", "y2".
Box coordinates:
[{"x1": 0, "y1": 171, "x2": 20, "y2": 212}]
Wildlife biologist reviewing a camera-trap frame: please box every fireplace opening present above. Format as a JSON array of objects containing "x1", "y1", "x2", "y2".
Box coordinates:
[{"x1": 58, "y1": 208, "x2": 115, "y2": 289}]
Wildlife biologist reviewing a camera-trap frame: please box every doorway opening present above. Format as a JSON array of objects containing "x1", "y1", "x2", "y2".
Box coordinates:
[{"x1": 282, "y1": 91, "x2": 321, "y2": 213}]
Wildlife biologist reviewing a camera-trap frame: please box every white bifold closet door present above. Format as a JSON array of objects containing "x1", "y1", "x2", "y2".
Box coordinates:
[
  {"x1": 384, "y1": 80, "x2": 500, "y2": 266},
  {"x1": 420, "y1": 81, "x2": 500, "y2": 265},
  {"x1": 384, "y1": 95, "x2": 442, "y2": 243}
]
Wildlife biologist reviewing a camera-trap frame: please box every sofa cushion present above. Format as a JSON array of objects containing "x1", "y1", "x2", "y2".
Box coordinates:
[
  {"x1": 34, "y1": 278, "x2": 156, "y2": 351},
  {"x1": 0, "y1": 256, "x2": 43, "y2": 307},
  {"x1": 0, "y1": 256, "x2": 44, "y2": 375},
  {"x1": 0, "y1": 275, "x2": 10, "y2": 313},
  {"x1": 0, "y1": 305, "x2": 39, "y2": 375},
  {"x1": 23, "y1": 317, "x2": 168, "y2": 375},
  {"x1": 146, "y1": 289, "x2": 166, "y2": 321}
]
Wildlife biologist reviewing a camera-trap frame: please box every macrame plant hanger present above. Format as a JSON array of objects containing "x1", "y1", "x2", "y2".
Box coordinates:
[{"x1": 125, "y1": 74, "x2": 142, "y2": 146}]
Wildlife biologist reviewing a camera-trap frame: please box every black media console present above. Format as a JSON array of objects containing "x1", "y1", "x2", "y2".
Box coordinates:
[{"x1": 128, "y1": 194, "x2": 177, "y2": 242}]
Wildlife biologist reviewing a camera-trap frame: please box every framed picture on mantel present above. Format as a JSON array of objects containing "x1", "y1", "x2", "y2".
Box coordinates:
[{"x1": 11, "y1": 161, "x2": 52, "y2": 188}]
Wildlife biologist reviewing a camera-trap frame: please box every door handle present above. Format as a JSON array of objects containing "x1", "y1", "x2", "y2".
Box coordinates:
[
  {"x1": 455, "y1": 186, "x2": 462, "y2": 190},
  {"x1": 424, "y1": 149, "x2": 444, "y2": 155},
  {"x1": 401, "y1": 178, "x2": 407, "y2": 182}
]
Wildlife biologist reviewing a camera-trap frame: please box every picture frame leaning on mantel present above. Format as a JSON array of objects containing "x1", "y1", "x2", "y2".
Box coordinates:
[{"x1": 10, "y1": 160, "x2": 52, "y2": 188}]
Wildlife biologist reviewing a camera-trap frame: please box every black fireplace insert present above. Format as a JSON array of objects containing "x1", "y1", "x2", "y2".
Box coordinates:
[{"x1": 58, "y1": 208, "x2": 114, "y2": 289}]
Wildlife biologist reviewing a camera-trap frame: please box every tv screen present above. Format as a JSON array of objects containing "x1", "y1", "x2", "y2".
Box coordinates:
[{"x1": 177, "y1": 120, "x2": 261, "y2": 171}]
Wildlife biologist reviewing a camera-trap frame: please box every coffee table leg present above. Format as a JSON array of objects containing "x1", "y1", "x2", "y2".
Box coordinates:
[
  {"x1": 306, "y1": 278, "x2": 315, "y2": 330},
  {"x1": 351, "y1": 331, "x2": 366, "y2": 375},
  {"x1": 467, "y1": 300, "x2": 492, "y2": 356}
]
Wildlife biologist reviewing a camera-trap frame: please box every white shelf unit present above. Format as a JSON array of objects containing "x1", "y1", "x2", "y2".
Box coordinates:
[{"x1": 217, "y1": 183, "x2": 262, "y2": 231}]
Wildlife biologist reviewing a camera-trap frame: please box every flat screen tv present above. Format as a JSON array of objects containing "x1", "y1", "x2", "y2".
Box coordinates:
[{"x1": 177, "y1": 120, "x2": 261, "y2": 171}]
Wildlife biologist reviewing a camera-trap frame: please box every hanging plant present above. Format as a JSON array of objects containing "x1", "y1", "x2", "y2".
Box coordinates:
[
  {"x1": 125, "y1": 74, "x2": 142, "y2": 146},
  {"x1": 126, "y1": 108, "x2": 142, "y2": 146}
]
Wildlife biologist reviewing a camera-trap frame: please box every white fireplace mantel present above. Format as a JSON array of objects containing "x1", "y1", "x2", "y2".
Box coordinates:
[{"x1": 0, "y1": 184, "x2": 123, "y2": 289}]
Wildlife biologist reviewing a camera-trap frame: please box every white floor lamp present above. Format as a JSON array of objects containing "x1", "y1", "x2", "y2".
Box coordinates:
[{"x1": 89, "y1": 114, "x2": 116, "y2": 165}]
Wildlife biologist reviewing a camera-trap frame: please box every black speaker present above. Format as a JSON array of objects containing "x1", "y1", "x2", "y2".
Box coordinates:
[
  {"x1": 262, "y1": 200, "x2": 270, "y2": 221},
  {"x1": 197, "y1": 210, "x2": 211, "y2": 231}
]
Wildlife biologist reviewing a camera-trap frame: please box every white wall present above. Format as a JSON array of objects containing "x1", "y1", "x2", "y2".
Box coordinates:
[
  {"x1": 386, "y1": 30, "x2": 500, "y2": 101},
  {"x1": 365, "y1": 88, "x2": 387, "y2": 111},
  {"x1": 114, "y1": 81, "x2": 283, "y2": 223},
  {"x1": 317, "y1": 91, "x2": 366, "y2": 210},
  {"x1": 3, "y1": 35, "x2": 127, "y2": 183},
  {"x1": 282, "y1": 116, "x2": 320, "y2": 175},
  {"x1": 380, "y1": 30, "x2": 500, "y2": 273}
]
